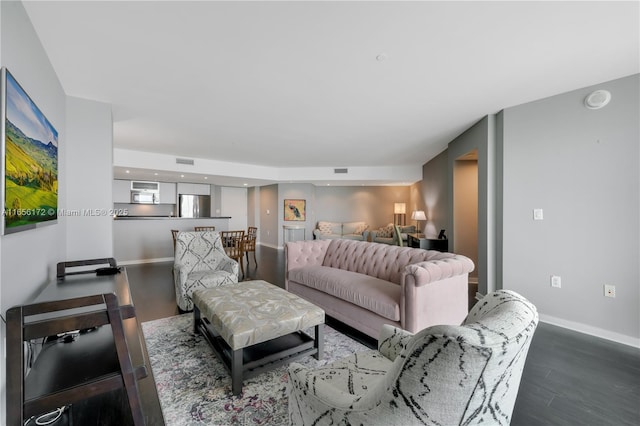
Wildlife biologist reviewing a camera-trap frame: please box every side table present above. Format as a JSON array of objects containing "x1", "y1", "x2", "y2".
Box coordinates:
[{"x1": 407, "y1": 233, "x2": 448, "y2": 252}]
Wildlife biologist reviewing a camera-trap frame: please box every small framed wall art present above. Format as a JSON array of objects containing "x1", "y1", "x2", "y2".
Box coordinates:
[{"x1": 284, "y1": 199, "x2": 306, "y2": 221}]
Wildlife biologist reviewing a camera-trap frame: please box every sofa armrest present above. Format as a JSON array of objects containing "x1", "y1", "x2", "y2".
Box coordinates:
[
  {"x1": 401, "y1": 254, "x2": 475, "y2": 333},
  {"x1": 377, "y1": 325, "x2": 414, "y2": 361},
  {"x1": 406, "y1": 254, "x2": 475, "y2": 286}
]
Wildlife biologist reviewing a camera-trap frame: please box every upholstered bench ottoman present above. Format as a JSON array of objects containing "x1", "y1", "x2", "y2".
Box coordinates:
[{"x1": 192, "y1": 279, "x2": 325, "y2": 395}]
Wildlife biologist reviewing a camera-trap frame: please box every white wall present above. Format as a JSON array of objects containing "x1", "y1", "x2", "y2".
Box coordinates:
[
  {"x1": 221, "y1": 186, "x2": 247, "y2": 231},
  {"x1": 502, "y1": 74, "x2": 639, "y2": 346},
  {"x1": 0, "y1": 1, "x2": 67, "y2": 423},
  {"x1": 65, "y1": 96, "x2": 114, "y2": 260}
]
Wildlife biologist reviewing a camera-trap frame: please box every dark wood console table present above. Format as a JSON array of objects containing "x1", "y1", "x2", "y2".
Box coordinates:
[
  {"x1": 5, "y1": 259, "x2": 164, "y2": 426},
  {"x1": 407, "y1": 233, "x2": 448, "y2": 252}
]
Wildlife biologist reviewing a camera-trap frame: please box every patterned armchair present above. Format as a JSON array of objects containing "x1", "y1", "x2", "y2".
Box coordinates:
[
  {"x1": 173, "y1": 231, "x2": 238, "y2": 311},
  {"x1": 287, "y1": 290, "x2": 538, "y2": 426}
]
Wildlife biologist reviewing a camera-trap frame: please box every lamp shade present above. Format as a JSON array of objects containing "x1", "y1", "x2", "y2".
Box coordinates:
[
  {"x1": 411, "y1": 210, "x2": 427, "y2": 221},
  {"x1": 394, "y1": 203, "x2": 406, "y2": 214}
]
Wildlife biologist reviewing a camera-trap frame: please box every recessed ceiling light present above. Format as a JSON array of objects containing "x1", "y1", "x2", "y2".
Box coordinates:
[
  {"x1": 584, "y1": 89, "x2": 611, "y2": 109},
  {"x1": 154, "y1": 172, "x2": 158, "y2": 176},
  {"x1": 125, "y1": 170, "x2": 130, "y2": 174},
  {"x1": 204, "y1": 176, "x2": 208, "y2": 180},
  {"x1": 180, "y1": 174, "x2": 185, "y2": 178},
  {"x1": 243, "y1": 183, "x2": 248, "y2": 186}
]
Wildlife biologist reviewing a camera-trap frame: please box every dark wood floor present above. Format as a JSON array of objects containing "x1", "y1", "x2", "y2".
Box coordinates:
[{"x1": 126, "y1": 245, "x2": 640, "y2": 426}]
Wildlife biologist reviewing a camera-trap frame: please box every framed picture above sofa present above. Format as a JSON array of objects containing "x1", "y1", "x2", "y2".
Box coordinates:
[{"x1": 284, "y1": 199, "x2": 306, "y2": 221}]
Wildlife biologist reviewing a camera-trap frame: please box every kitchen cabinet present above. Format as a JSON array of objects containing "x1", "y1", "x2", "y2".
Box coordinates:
[
  {"x1": 159, "y1": 182, "x2": 177, "y2": 204},
  {"x1": 177, "y1": 183, "x2": 210, "y2": 196},
  {"x1": 113, "y1": 179, "x2": 131, "y2": 203}
]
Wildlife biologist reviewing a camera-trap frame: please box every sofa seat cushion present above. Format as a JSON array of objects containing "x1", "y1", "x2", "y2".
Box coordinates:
[
  {"x1": 341, "y1": 234, "x2": 365, "y2": 241},
  {"x1": 288, "y1": 266, "x2": 400, "y2": 321}
]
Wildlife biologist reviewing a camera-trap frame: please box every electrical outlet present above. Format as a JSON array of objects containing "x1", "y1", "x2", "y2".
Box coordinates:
[
  {"x1": 550, "y1": 275, "x2": 561, "y2": 288},
  {"x1": 604, "y1": 284, "x2": 616, "y2": 298},
  {"x1": 533, "y1": 209, "x2": 544, "y2": 220}
]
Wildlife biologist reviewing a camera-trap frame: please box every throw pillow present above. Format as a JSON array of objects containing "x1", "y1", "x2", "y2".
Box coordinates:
[
  {"x1": 317, "y1": 221, "x2": 334, "y2": 235},
  {"x1": 377, "y1": 224, "x2": 394, "y2": 238}
]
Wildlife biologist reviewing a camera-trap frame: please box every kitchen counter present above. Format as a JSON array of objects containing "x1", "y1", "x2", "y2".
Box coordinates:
[{"x1": 114, "y1": 217, "x2": 231, "y2": 263}]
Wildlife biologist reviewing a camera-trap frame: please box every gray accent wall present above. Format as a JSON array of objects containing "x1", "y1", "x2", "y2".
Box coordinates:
[
  {"x1": 448, "y1": 115, "x2": 499, "y2": 297},
  {"x1": 502, "y1": 74, "x2": 639, "y2": 344},
  {"x1": 418, "y1": 149, "x2": 449, "y2": 239}
]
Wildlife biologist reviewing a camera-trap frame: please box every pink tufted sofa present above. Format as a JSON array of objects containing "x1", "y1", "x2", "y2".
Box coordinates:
[{"x1": 285, "y1": 239, "x2": 475, "y2": 339}]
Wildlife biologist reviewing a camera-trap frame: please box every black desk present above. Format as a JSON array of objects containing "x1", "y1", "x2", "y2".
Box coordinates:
[
  {"x1": 7, "y1": 268, "x2": 165, "y2": 425},
  {"x1": 407, "y1": 234, "x2": 448, "y2": 252}
]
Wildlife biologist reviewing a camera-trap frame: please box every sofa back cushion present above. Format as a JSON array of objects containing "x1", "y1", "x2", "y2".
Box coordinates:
[
  {"x1": 376, "y1": 223, "x2": 395, "y2": 238},
  {"x1": 342, "y1": 221, "x2": 367, "y2": 235},
  {"x1": 317, "y1": 221, "x2": 341, "y2": 235},
  {"x1": 322, "y1": 239, "x2": 449, "y2": 284}
]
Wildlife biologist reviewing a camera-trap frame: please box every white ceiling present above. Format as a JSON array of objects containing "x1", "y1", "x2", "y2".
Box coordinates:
[{"x1": 23, "y1": 1, "x2": 639, "y2": 186}]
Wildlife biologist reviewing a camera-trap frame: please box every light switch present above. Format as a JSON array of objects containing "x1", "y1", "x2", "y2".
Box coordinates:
[{"x1": 533, "y1": 209, "x2": 544, "y2": 220}]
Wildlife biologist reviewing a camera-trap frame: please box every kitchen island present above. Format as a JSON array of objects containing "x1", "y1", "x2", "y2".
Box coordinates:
[{"x1": 114, "y1": 216, "x2": 231, "y2": 264}]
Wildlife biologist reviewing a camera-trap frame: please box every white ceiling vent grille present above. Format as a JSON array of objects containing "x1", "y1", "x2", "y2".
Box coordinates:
[
  {"x1": 176, "y1": 158, "x2": 195, "y2": 165},
  {"x1": 334, "y1": 168, "x2": 348, "y2": 174}
]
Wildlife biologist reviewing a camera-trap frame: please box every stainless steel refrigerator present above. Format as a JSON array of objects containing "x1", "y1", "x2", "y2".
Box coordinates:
[{"x1": 178, "y1": 194, "x2": 211, "y2": 218}]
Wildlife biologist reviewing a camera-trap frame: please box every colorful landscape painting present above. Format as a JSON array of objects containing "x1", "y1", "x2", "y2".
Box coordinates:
[{"x1": 3, "y1": 69, "x2": 58, "y2": 233}]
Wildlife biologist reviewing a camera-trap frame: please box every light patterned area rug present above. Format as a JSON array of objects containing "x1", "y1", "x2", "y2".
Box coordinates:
[{"x1": 141, "y1": 314, "x2": 369, "y2": 425}]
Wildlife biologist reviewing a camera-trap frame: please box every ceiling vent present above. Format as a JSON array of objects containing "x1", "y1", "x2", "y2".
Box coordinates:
[
  {"x1": 176, "y1": 158, "x2": 194, "y2": 165},
  {"x1": 334, "y1": 168, "x2": 348, "y2": 174}
]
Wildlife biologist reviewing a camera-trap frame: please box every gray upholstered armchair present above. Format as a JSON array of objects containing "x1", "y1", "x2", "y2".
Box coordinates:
[
  {"x1": 173, "y1": 231, "x2": 238, "y2": 311},
  {"x1": 287, "y1": 289, "x2": 538, "y2": 426}
]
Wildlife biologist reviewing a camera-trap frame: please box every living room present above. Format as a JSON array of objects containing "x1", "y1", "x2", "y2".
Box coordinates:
[{"x1": 0, "y1": 1, "x2": 638, "y2": 425}]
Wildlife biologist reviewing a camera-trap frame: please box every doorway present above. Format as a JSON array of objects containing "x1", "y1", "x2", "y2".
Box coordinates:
[{"x1": 453, "y1": 149, "x2": 479, "y2": 309}]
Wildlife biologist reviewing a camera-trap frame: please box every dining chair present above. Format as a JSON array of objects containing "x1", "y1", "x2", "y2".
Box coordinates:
[
  {"x1": 171, "y1": 229, "x2": 180, "y2": 250},
  {"x1": 244, "y1": 227, "x2": 258, "y2": 267},
  {"x1": 220, "y1": 230, "x2": 245, "y2": 279},
  {"x1": 194, "y1": 226, "x2": 216, "y2": 232}
]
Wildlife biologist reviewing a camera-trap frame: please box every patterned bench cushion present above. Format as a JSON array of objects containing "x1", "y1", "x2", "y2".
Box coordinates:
[{"x1": 192, "y1": 280, "x2": 324, "y2": 350}]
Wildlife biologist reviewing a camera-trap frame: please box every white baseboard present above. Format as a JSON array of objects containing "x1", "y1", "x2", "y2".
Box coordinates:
[
  {"x1": 474, "y1": 292, "x2": 638, "y2": 348},
  {"x1": 117, "y1": 257, "x2": 174, "y2": 266},
  {"x1": 539, "y1": 314, "x2": 639, "y2": 348},
  {"x1": 258, "y1": 242, "x2": 282, "y2": 250}
]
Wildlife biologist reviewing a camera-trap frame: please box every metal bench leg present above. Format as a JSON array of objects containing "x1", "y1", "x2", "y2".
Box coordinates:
[{"x1": 314, "y1": 324, "x2": 323, "y2": 360}]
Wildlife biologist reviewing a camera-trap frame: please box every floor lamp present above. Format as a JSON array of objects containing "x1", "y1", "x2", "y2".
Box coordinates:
[
  {"x1": 411, "y1": 210, "x2": 427, "y2": 234},
  {"x1": 394, "y1": 203, "x2": 406, "y2": 226}
]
